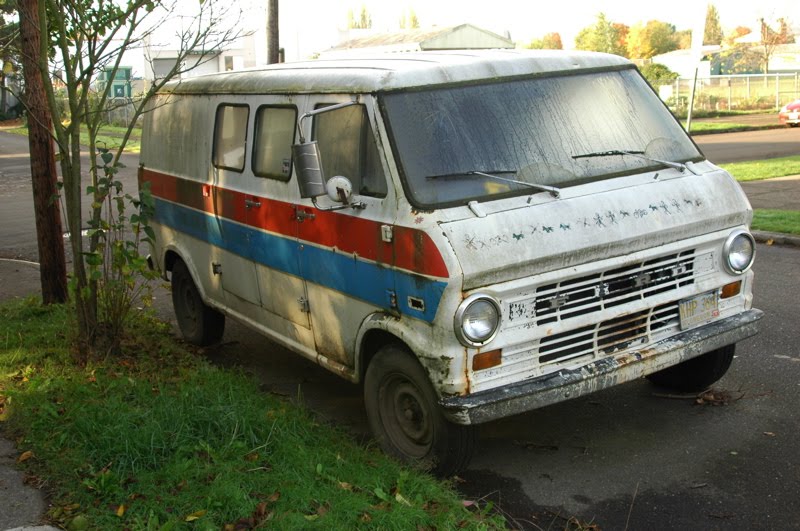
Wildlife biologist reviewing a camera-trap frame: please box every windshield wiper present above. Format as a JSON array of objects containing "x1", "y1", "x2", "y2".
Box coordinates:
[
  {"x1": 427, "y1": 170, "x2": 560, "y2": 198},
  {"x1": 572, "y1": 149, "x2": 689, "y2": 173}
]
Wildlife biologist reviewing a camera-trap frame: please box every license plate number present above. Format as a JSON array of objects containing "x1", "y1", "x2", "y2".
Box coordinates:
[{"x1": 679, "y1": 291, "x2": 719, "y2": 330}]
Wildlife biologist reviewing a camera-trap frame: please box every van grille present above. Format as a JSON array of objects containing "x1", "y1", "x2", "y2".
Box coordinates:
[
  {"x1": 534, "y1": 250, "x2": 695, "y2": 326},
  {"x1": 538, "y1": 302, "x2": 680, "y2": 366}
]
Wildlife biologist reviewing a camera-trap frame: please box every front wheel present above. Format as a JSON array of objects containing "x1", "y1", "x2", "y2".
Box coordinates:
[
  {"x1": 646, "y1": 344, "x2": 735, "y2": 392},
  {"x1": 171, "y1": 259, "x2": 225, "y2": 346},
  {"x1": 364, "y1": 344, "x2": 477, "y2": 477}
]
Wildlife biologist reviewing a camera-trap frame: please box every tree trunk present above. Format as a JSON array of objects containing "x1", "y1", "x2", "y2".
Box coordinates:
[
  {"x1": 267, "y1": 0, "x2": 279, "y2": 64},
  {"x1": 18, "y1": 0, "x2": 68, "y2": 304}
]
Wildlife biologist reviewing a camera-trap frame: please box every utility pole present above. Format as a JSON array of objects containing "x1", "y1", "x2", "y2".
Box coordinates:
[
  {"x1": 267, "y1": 0, "x2": 279, "y2": 64},
  {"x1": 18, "y1": 0, "x2": 68, "y2": 304}
]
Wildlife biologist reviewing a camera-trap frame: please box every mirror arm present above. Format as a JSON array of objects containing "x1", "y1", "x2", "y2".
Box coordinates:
[
  {"x1": 297, "y1": 99, "x2": 360, "y2": 143},
  {"x1": 311, "y1": 197, "x2": 367, "y2": 212}
]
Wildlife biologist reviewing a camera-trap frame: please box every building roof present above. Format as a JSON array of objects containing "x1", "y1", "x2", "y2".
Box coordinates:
[
  {"x1": 161, "y1": 49, "x2": 631, "y2": 96},
  {"x1": 326, "y1": 24, "x2": 514, "y2": 54}
]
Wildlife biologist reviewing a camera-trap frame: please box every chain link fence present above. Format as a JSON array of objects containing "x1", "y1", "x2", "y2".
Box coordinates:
[{"x1": 659, "y1": 73, "x2": 800, "y2": 114}]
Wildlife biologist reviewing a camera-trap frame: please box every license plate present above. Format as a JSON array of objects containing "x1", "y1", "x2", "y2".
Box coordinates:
[
  {"x1": 790, "y1": 112, "x2": 799, "y2": 120},
  {"x1": 679, "y1": 291, "x2": 720, "y2": 330}
]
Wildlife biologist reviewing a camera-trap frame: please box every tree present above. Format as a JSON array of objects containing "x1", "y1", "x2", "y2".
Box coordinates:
[
  {"x1": 626, "y1": 20, "x2": 678, "y2": 59},
  {"x1": 723, "y1": 26, "x2": 752, "y2": 46},
  {"x1": 347, "y1": 5, "x2": 372, "y2": 29},
  {"x1": 267, "y1": 0, "x2": 279, "y2": 64},
  {"x1": 18, "y1": 0, "x2": 68, "y2": 304},
  {"x1": 758, "y1": 17, "x2": 795, "y2": 73},
  {"x1": 639, "y1": 63, "x2": 679, "y2": 88},
  {"x1": 524, "y1": 32, "x2": 563, "y2": 50},
  {"x1": 704, "y1": 4, "x2": 724, "y2": 45},
  {"x1": 675, "y1": 29, "x2": 692, "y2": 49},
  {"x1": 399, "y1": 9, "x2": 420, "y2": 29},
  {"x1": 21, "y1": 0, "x2": 244, "y2": 351},
  {"x1": 574, "y1": 13, "x2": 628, "y2": 57}
]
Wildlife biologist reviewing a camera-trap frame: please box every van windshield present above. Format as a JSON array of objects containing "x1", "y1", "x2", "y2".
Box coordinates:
[{"x1": 381, "y1": 68, "x2": 702, "y2": 209}]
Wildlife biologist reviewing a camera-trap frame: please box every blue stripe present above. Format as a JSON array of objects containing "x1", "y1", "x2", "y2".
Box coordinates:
[{"x1": 155, "y1": 198, "x2": 446, "y2": 322}]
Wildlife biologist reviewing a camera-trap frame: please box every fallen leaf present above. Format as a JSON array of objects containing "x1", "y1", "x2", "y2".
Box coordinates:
[
  {"x1": 338, "y1": 481, "x2": 353, "y2": 491},
  {"x1": 245, "y1": 452, "x2": 259, "y2": 462},
  {"x1": 763, "y1": 432, "x2": 776, "y2": 437},
  {"x1": 116, "y1": 504, "x2": 126, "y2": 517},
  {"x1": 185, "y1": 509, "x2": 207, "y2": 522},
  {"x1": 766, "y1": 239, "x2": 774, "y2": 246},
  {"x1": 462, "y1": 500, "x2": 475, "y2": 507},
  {"x1": 267, "y1": 491, "x2": 281, "y2": 503},
  {"x1": 395, "y1": 493, "x2": 412, "y2": 506},
  {"x1": 18, "y1": 450, "x2": 34, "y2": 463},
  {"x1": 304, "y1": 514, "x2": 319, "y2": 521}
]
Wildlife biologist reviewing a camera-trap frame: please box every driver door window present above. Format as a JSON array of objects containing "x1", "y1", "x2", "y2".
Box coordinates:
[{"x1": 312, "y1": 104, "x2": 387, "y2": 198}]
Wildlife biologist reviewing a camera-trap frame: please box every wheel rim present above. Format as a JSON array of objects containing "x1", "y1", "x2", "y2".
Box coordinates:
[{"x1": 379, "y1": 374, "x2": 433, "y2": 458}]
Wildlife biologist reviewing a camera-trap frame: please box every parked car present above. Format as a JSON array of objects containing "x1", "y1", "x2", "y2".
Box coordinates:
[{"x1": 779, "y1": 99, "x2": 800, "y2": 126}]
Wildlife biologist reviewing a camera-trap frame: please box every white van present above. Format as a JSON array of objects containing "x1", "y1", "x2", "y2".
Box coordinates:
[{"x1": 140, "y1": 50, "x2": 763, "y2": 475}]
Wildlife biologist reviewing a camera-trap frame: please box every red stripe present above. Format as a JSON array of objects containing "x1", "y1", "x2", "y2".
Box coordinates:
[{"x1": 141, "y1": 169, "x2": 449, "y2": 278}]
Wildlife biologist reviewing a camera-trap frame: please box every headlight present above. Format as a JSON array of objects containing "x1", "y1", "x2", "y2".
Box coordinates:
[
  {"x1": 723, "y1": 230, "x2": 755, "y2": 274},
  {"x1": 455, "y1": 294, "x2": 501, "y2": 347}
]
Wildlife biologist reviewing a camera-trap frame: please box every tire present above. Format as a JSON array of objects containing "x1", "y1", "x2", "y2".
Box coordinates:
[
  {"x1": 171, "y1": 259, "x2": 225, "y2": 346},
  {"x1": 646, "y1": 344, "x2": 735, "y2": 392},
  {"x1": 364, "y1": 344, "x2": 477, "y2": 477}
]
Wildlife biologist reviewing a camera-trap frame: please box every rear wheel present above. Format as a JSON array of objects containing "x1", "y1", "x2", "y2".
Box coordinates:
[
  {"x1": 364, "y1": 344, "x2": 477, "y2": 477},
  {"x1": 646, "y1": 344, "x2": 735, "y2": 392},
  {"x1": 171, "y1": 259, "x2": 225, "y2": 346}
]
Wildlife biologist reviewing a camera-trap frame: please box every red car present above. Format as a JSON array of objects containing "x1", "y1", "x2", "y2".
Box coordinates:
[{"x1": 779, "y1": 99, "x2": 800, "y2": 127}]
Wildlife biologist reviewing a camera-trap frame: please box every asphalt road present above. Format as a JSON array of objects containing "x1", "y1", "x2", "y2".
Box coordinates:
[
  {"x1": 695, "y1": 126, "x2": 800, "y2": 163},
  {"x1": 1, "y1": 128, "x2": 799, "y2": 529}
]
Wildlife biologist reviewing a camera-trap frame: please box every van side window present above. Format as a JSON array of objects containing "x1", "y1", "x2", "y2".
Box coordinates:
[
  {"x1": 252, "y1": 105, "x2": 297, "y2": 181},
  {"x1": 312, "y1": 104, "x2": 388, "y2": 198},
  {"x1": 212, "y1": 104, "x2": 249, "y2": 172}
]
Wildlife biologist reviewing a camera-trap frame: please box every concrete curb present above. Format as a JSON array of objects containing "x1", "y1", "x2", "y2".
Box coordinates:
[{"x1": 752, "y1": 230, "x2": 800, "y2": 248}]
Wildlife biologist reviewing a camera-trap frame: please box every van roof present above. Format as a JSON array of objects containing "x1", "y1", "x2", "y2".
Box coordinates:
[{"x1": 162, "y1": 50, "x2": 632, "y2": 95}]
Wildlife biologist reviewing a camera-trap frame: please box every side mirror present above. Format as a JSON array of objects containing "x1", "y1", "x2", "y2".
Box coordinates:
[
  {"x1": 325, "y1": 175, "x2": 353, "y2": 204},
  {"x1": 292, "y1": 141, "x2": 326, "y2": 199}
]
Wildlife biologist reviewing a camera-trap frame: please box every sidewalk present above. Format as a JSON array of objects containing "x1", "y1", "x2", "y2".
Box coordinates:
[{"x1": 0, "y1": 176, "x2": 798, "y2": 529}]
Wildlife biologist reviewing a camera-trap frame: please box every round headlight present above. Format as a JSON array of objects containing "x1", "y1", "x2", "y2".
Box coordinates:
[
  {"x1": 455, "y1": 294, "x2": 501, "y2": 346},
  {"x1": 723, "y1": 230, "x2": 755, "y2": 274}
]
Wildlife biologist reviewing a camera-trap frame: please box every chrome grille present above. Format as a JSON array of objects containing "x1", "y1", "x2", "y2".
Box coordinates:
[
  {"x1": 539, "y1": 302, "x2": 680, "y2": 367},
  {"x1": 534, "y1": 250, "x2": 695, "y2": 326}
]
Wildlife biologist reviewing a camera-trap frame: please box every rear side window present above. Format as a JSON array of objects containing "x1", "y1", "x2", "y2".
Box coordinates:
[
  {"x1": 252, "y1": 105, "x2": 297, "y2": 181},
  {"x1": 312, "y1": 104, "x2": 387, "y2": 198},
  {"x1": 212, "y1": 104, "x2": 249, "y2": 172}
]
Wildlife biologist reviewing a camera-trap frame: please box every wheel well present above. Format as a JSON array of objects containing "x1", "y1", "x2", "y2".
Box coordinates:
[
  {"x1": 163, "y1": 250, "x2": 181, "y2": 274},
  {"x1": 359, "y1": 329, "x2": 405, "y2": 382}
]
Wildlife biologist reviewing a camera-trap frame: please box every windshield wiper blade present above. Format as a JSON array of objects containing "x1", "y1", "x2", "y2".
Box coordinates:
[
  {"x1": 572, "y1": 149, "x2": 688, "y2": 173},
  {"x1": 427, "y1": 170, "x2": 560, "y2": 198}
]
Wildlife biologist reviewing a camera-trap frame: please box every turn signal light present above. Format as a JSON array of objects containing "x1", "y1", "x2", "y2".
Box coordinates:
[
  {"x1": 472, "y1": 349, "x2": 502, "y2": 371},
  {"x1": 721, "y1": 281, "x2": 742, "y2": 299}
]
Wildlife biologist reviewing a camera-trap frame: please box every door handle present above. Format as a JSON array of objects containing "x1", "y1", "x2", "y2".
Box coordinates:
[{"x1": 245, "y1": 199, "x2": 262, "y2": 209}]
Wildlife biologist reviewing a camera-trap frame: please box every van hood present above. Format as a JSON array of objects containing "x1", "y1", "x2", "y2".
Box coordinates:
[{"x1": 440, "y1": 171, "x2": 751, "y2": 290}]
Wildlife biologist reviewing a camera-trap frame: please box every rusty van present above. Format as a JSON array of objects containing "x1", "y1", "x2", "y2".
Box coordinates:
[{"x1": 140, "y1": 50, "x2": 763, "y2": 475}]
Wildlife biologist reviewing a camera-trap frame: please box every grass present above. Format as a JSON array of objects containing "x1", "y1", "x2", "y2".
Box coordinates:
[
  {"x1": 684, "y1": 121, "x2": 768, "y2": 134},
  {"x1": 2, "y1": 122, "x2": 142, "y2": 154},
  {"x1": 720, "y1": 155, "x2": 800, "y2": 182},
  {"x1": 0, "y1": 299, "x2": 502, "y2": 530},
  {"x1": 752, "y1": 209, "x2": 800, "y2": 235}
]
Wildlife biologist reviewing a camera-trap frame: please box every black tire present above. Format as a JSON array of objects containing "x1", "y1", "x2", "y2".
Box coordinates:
[
  {"x1": 646, "y1": 344, "x2": 735, "y2": 392},
  {"x1": 171, "y1": 259, "x2": 225, "y2": 346},
  {"x1": 364, "y1": 344, "x2": 477, "y2": 477}
]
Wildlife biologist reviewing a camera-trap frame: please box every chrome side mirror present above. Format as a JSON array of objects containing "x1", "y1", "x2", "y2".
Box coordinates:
[{"x1": 292, "y1": 141, "x2": 326, "y2": 199}]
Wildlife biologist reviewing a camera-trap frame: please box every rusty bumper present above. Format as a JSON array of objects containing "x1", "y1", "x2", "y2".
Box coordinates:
[{"x1": 440, "y1": 309, "x2": 764, "y2": 425}]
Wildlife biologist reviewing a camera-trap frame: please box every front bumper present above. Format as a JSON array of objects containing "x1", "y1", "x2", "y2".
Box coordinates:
[{"x1": 440, "y1": 309, "x2": 763, "y2": 425}]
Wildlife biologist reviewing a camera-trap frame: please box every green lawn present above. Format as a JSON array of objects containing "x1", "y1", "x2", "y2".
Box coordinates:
[
  {"x1": 752, "y1": 209, "x2": 800, "y2": 235},
  {"x1": 3, "y1": 123, "x2": 142, "y2": 154},
  {"x1": 0, "y1": 300, "x2": 502, "y2": 530},
  {"x1": 720, "y1": 155, "x2": 800, "y2": 182}
]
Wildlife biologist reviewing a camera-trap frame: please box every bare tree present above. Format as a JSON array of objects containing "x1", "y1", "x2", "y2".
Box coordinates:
[
  {"x1": 758, "y1": 17, "x2": 794, "y2": 73},
  {"x1": 26, "y1": 0, "x2": 245, "y2": 350},
  {"x1": 18, "y1": 0, "x2": 67, "y2": 304}
]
